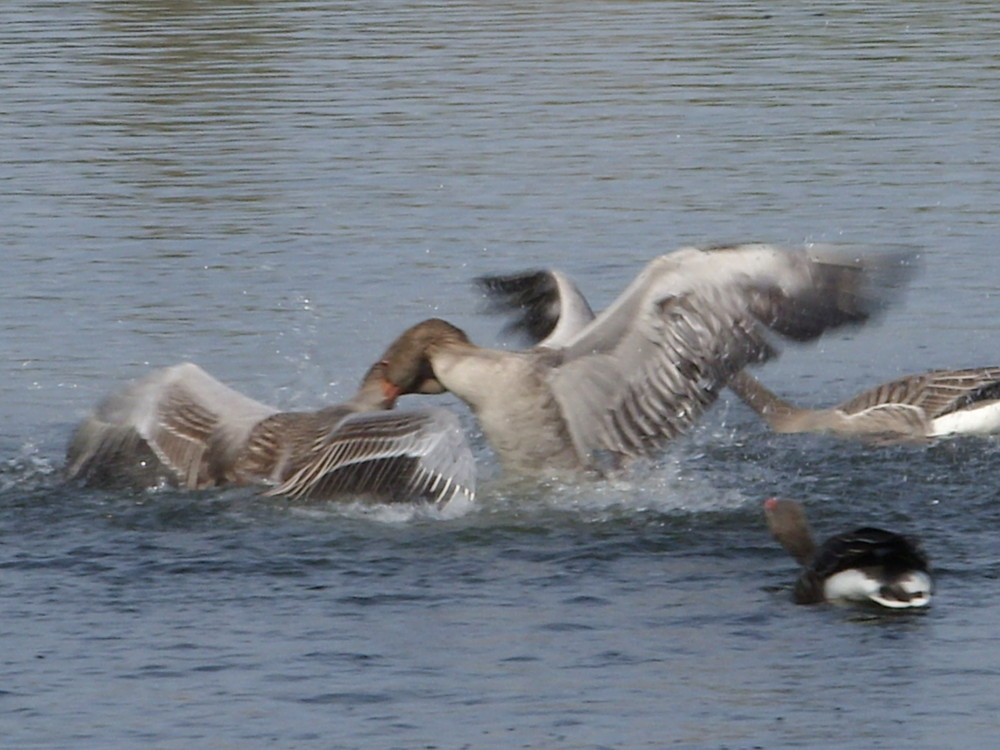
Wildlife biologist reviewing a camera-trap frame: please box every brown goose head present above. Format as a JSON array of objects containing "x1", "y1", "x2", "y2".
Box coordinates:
[
  {"x1": 378, "y1": 318, "x2": 472, "y2": 397},
  {"x1": 350, "y1": 360, "x2": 405, "y2": 410}
]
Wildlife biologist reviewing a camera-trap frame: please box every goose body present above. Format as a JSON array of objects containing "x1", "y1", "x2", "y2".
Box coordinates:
[
  {"x1": 763, "y1": 497, "x2": 931, "y2": 608},
  {"x1": 930, "y1": 395, "x2": 1000, "y2": 437},
  {"x1": 729, "y1": 366, "x2": 1000, "y2": 445},
  {"x1": 66, "y1": 362, "x2": 475, "y2": 507},
  {"x1": 382, "y1": 244, "x2": 911, "y2": 477}
]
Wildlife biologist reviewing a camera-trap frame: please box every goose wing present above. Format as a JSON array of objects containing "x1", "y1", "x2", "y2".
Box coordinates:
[
  {"x1": 837, "y1": 366, "x2": 1000, "y2": 419},
  {"x1": 476, "y1": 269, "x2": 596, "y2": 348},
  {"x1": 264, "y1": 407, "x2": 476, "y2": 507},
  {"x1": 545, "y1": 244, "x2": 911, "y2": 462},
  {"x1": 66, "y1": 363, "x2": 277, "y2": 489}
]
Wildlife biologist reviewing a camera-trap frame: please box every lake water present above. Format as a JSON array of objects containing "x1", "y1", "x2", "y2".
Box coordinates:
[{"x1": 3, "y1": 1, "x2": 1000, "y2": 747}]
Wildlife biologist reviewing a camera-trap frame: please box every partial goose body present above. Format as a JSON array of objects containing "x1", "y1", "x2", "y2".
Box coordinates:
[
  {"x1": 729, "y1": 366, "x2": 1000, "y2": 445},
  {"x1": 763, "y1": 497, "x2": 931, "y2": 608},
  {"x1": 66, "y1": 362, "x2": 475, "y2": 507},
  {"x1": 382, "y1": 244, "x2": 912, "y2": 477}
]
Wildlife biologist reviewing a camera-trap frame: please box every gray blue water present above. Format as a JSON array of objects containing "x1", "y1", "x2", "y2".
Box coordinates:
[{"x1": 3, "y1": 2, "x2": 1000, "y2": 747}]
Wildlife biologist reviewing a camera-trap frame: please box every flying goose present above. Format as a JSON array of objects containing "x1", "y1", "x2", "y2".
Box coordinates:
[
  {"x1": 380, "y1": 244, "x2": 911, "y2": 477},
  {"x1": 728, "y1": 367, "x2": 1000, "y2": 445},
  {"x1": 763, "y1": 497, "x2": 932, "y2": 608},
  {"x1": 65, "y1": 360, "x2": 476, "y2": 507}
]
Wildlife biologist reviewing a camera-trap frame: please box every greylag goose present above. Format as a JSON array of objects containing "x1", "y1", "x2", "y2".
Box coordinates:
[
  {"x1": 65, "y1": 361, "x2": 475, "y2": 507},
  {"x1": 479, "y1": 264, "x2": 992, "y2": 447},
  {"x1": 763, "y1": 497, "x2": 932, "y2": 608},
  {"x1": 381, "y1": 244, "x2": 912, "y2": 477},
  {"x1": 728, "y1": 367, "x2": 1000, "y2": 445}
]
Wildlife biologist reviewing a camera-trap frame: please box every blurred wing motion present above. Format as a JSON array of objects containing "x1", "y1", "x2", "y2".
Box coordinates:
[
  {"x1": 477, "y1": 268, "x2": 595, "y2": 348},
  {"x1": 478, "y1": 244, "x2": 914, "y2": 464}
]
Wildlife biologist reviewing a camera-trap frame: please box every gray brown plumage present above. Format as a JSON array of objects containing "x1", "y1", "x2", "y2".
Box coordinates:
[
  {"x1": 66, "y1": 362, "x2": 475, "y2": 506},
  {"x1": 476, "y1": 264, "x2": 997, "y2": 447},
  {"x1": 382, "y1": 244, "x2": 912, "y2": 476},
  {"x1": 729, "y1": 366, "x2": 1000, "y2": 444}
]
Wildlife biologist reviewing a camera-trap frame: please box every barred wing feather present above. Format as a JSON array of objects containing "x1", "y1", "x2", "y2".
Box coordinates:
[
  {"x1": 837, "y1": 366, "x2": 1000, "y2": 419},
  {"x1": 549, "y1": 245, "x2": 901, "y2": 462},
  {"x1": 265, "y1": 408, "x2": 476, "y2": 507},
  {"x1": 67, "y1": 363, "x2": 277, "y2": 488}
]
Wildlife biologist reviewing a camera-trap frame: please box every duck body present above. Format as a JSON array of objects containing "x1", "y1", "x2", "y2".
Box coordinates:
[
  {"x1": 66, "y1": 361, "x2": 476, "y2": 507},
  {"x1": 764, "y1": 498, "x2": 931, "y2": 609},
  {"x1": 383, "y1": 244, "x2": 913, "y2": 477}
]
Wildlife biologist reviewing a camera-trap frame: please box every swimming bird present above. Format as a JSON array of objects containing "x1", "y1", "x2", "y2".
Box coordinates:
[
  {"x1": 728, "y1": 367, "x2": 1000, "y2": 445},
  {"x1": 763, "y1": 497, "x2": 932, "y2": 608},
  {"x1": 65, "y1": 360, "x2": 475, "y2": 507},
  {"x1": 381, "y1": 243, "x2": 912, "y2": 477}
]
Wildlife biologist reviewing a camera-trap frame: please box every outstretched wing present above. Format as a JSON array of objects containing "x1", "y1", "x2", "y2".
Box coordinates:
[
  {"x1": 547, "y1": 244, "x2": 913, "y2": 462},
  {"x1": 265, "y1": 407, "x2": 476, "y2": 508},
  {"x1": 476, "y1": 269, "x2": 596, "y2": 348},
  {"x1": 66, "y1": 363, "x2": 277, "y2": 489}
]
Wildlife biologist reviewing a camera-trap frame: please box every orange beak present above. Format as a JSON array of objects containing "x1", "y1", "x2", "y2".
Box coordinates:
[{"x1": 381, "y1": 379, "x2": 402, "y2": 407}]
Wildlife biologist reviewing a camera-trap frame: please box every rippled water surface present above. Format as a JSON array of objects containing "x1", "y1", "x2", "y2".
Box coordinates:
[{"x1": 4, "y1": 2, "x2": 1000, "y2": 748}]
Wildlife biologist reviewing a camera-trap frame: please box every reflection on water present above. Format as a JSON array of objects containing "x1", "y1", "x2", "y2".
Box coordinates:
[{"x1": 3, "y1": 1, "x2": 1000, "y2": 748}]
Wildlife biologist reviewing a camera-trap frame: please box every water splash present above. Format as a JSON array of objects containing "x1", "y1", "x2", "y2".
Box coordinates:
[{"x1": 0, "y1": 442, "x2": 60, "y2": 494}]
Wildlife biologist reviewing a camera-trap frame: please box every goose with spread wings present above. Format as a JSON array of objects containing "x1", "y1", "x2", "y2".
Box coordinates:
[
  {"x1": 381, "y1": 243, "x2": 911, "y2": 477},
  {"x1": 477, "y1": 256, "x2": 997, "y2": 447},
  {"x1": 66, "y1": 361, "x2": 475, "y2": 507}
]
